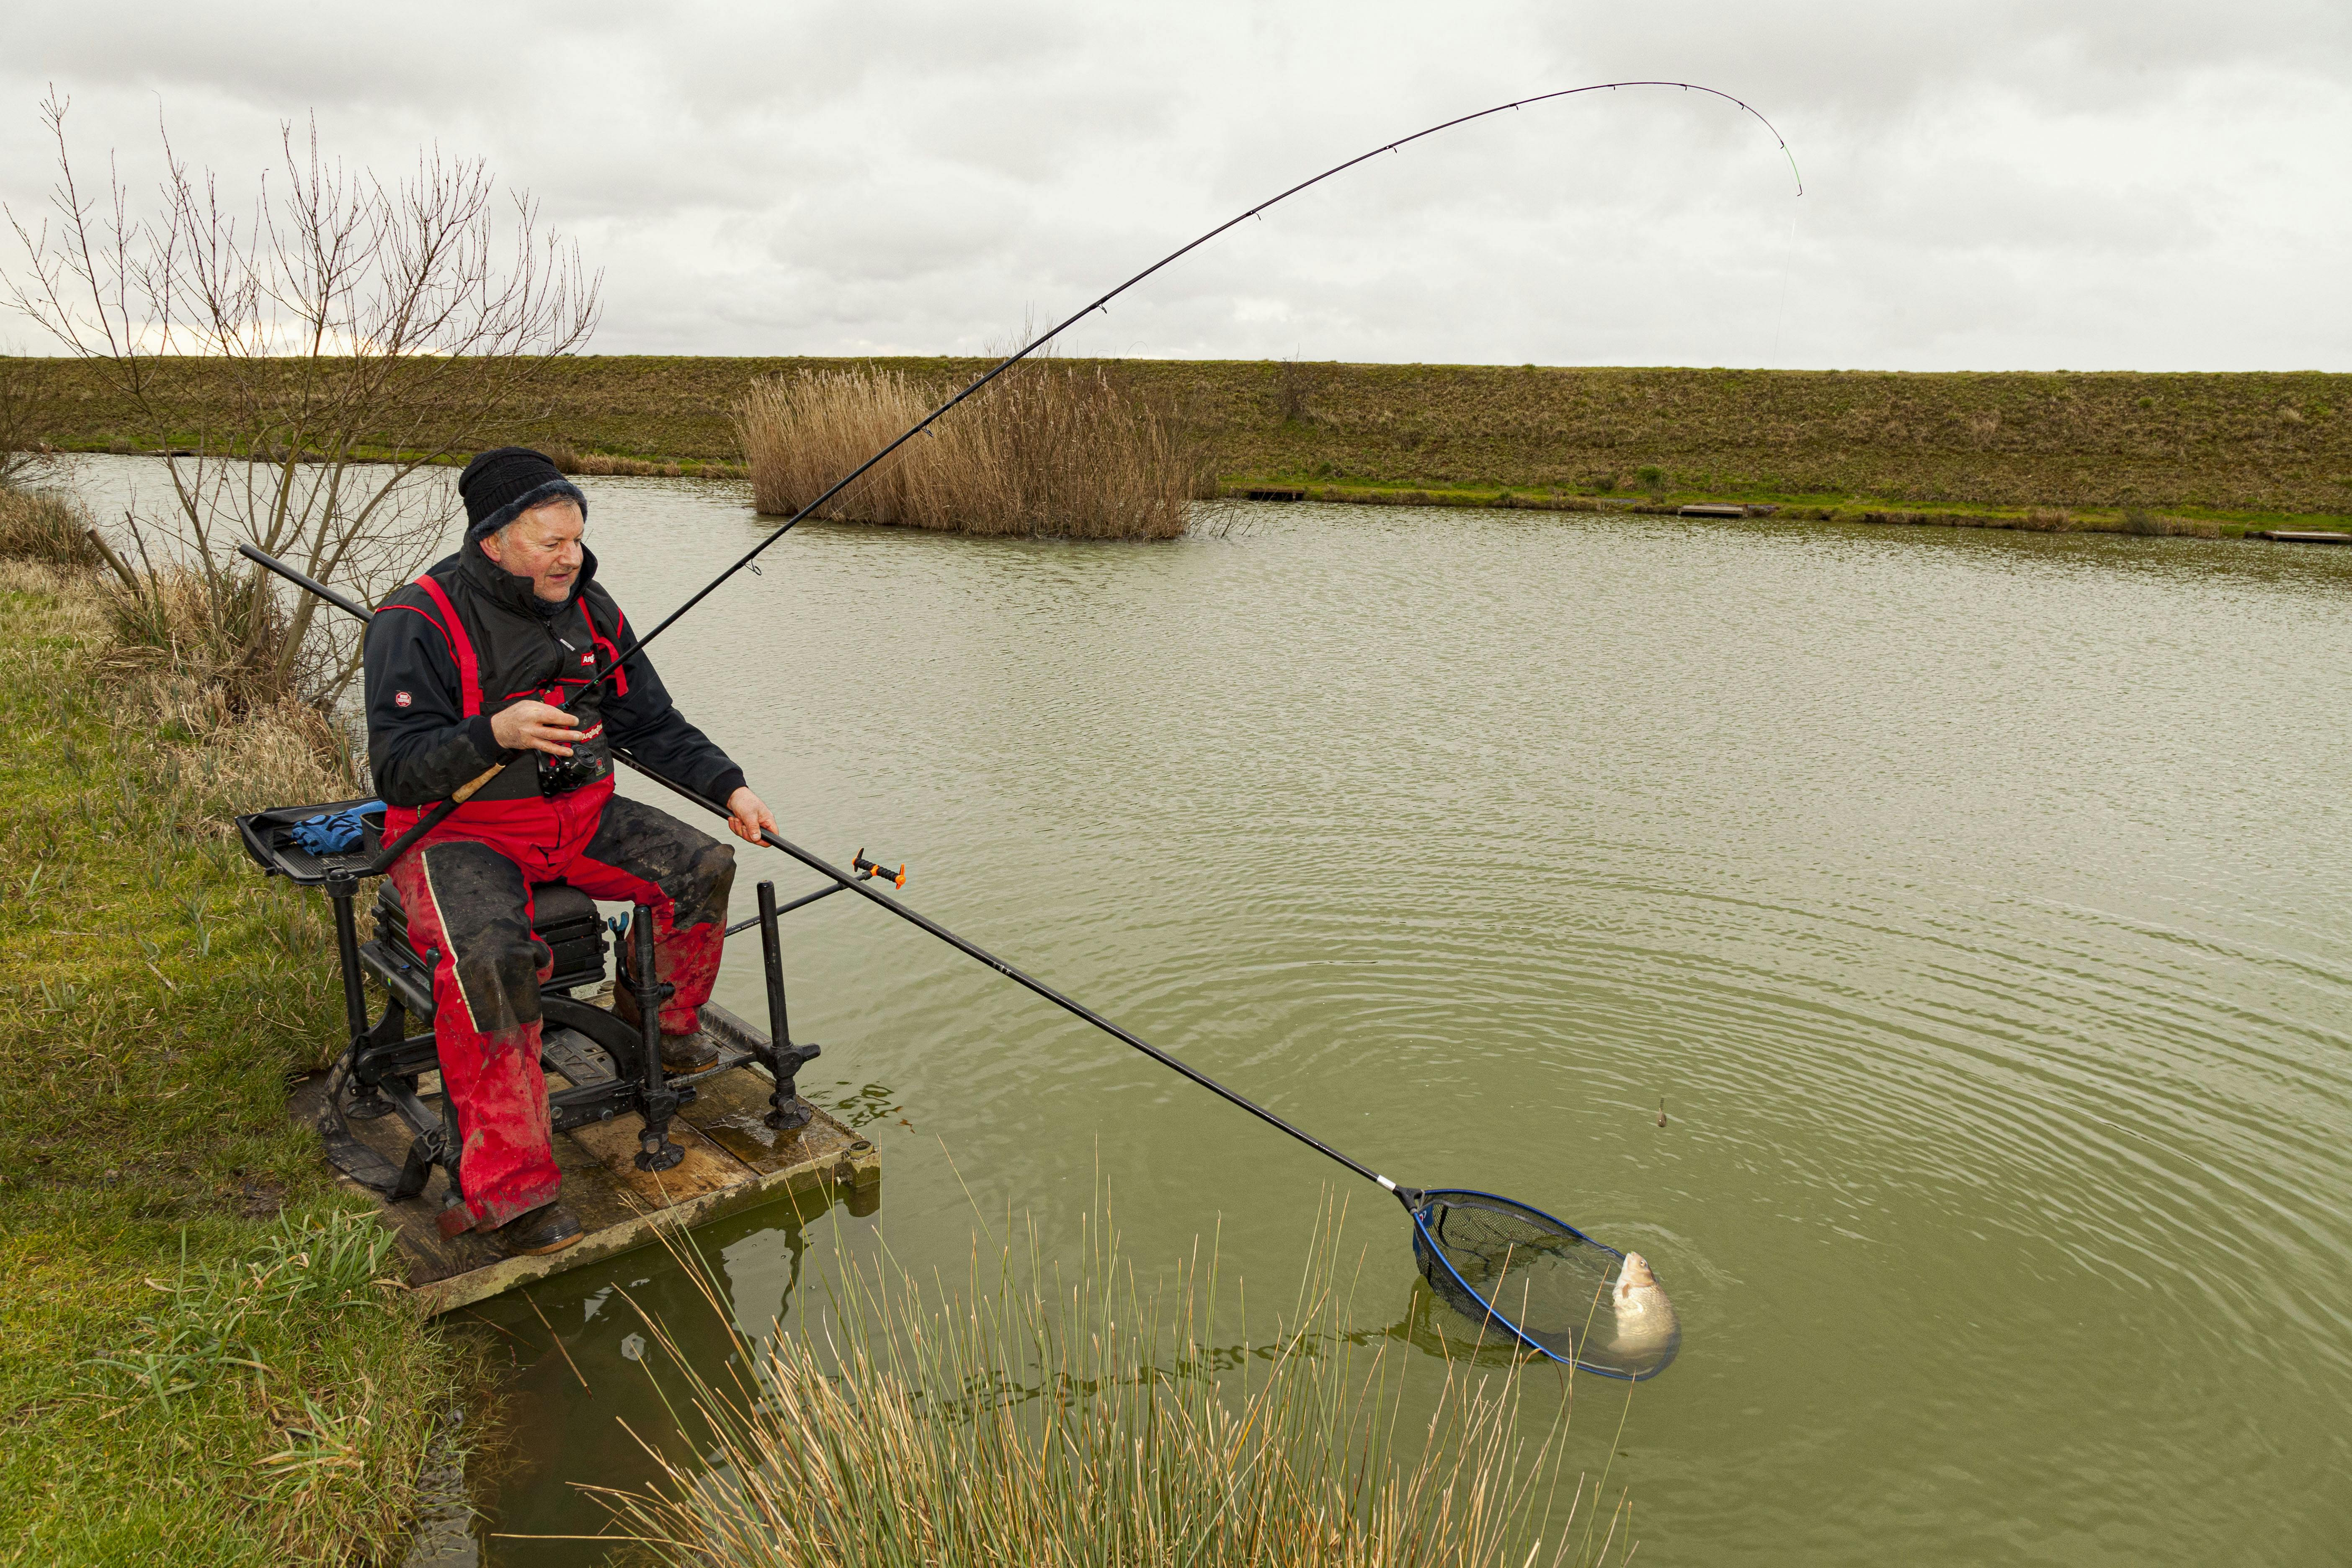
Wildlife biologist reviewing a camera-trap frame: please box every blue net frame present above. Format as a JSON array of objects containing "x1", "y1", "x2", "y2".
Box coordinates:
[{"x1": 1408, "y1": 1189, "x2": 1679, "y2": 1381}]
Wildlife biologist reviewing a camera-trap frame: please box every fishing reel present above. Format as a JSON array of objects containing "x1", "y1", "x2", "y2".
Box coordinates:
[{"x1": 537, "y1": 720, "x2": 611, "y2": 797}]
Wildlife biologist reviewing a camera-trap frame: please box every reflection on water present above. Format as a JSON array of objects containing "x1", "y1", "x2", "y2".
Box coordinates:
[
  {"x1": 80, "y1": 450, "x2": 2340, "y2": 1567},
  {"x1": 454, "y1": 1186, "x2": 846, "y2": 1566}
]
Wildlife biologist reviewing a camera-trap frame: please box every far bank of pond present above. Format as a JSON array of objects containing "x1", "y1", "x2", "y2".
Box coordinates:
[
  {"x1": 15, "y1": 356, "x2": 2352, "y2": 525},
  {"x1": 1215, "y1": 481, "x2": 2310, "y2": 538}
]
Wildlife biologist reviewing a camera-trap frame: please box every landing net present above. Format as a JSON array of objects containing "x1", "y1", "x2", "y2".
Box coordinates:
[{"x1": 1409, "y1": 1189, "x2": 1679, "y2": 1380}]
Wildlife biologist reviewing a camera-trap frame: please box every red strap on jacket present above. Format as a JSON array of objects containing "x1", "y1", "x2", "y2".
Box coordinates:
[
  {"x1": 412, "y1": 572, "x2": 484, "y2": 717},
  {"x1": 587, "y1": 602, "x2": 629, "y2": 699}
]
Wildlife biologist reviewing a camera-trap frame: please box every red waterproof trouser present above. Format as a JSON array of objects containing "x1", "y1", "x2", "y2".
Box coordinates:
[{"x1": 384, "y1": 788, "x2": 734, "y2": 1230}]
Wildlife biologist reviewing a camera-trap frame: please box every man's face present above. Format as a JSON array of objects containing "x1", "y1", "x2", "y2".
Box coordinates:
[{"x1": 481, "y1": 499, "x2": 585, "y2": 602}]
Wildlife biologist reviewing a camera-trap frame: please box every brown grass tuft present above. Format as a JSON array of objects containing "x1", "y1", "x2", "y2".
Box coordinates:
[
  {"x1": 0, "y1": 485, "x2": 103, "y2": 568},
  {"x1": 101, "y1": 566, "x2": 303, "y2": 715},
  {"x1": 93, "y1": 563, "x2": 368, "y2": 806},
  {"x1": 739, "y1": 361, "x2": 1212, "y2": 539}
]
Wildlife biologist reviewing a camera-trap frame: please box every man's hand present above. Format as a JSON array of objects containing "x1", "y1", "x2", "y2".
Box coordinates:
[
  {"x1": 490, "y1": 700, "x2": 581, "y2": 757},
  {"x1": 725, "y1": 786, "x2": 778, "y2": 846}
]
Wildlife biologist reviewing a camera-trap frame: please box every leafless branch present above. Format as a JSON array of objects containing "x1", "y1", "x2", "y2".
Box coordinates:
[{"x1": 1, "y1": 93, "x2": 603, "y2": 708}]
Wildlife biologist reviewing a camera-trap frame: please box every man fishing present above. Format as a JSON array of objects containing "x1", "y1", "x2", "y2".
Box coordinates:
[{"x1": 363, "y1": 446, "x2": 776, "y2": 1256}]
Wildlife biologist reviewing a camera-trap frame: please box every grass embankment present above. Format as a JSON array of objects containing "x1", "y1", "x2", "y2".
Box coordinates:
[
  {"x1": 15, "y1": 356, "x2": 2350, "y2": 526},
  {"x1": 0, "y1": 487, "x2": 456, "y2": 1564}
]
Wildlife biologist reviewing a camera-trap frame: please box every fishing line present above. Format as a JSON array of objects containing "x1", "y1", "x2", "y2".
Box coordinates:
[{"x1": 608, "y1": 79, "x2": 1802, "y2": 673}]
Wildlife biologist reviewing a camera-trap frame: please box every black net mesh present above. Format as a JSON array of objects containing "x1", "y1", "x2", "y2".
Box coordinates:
[{"x1": 1410, "y1": 1190, "x2": 1679, "y2": 1380}]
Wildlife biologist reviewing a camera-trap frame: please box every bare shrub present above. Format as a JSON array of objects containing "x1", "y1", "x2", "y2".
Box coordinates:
[
  {"x1": 2023, "y1": 507, "x2": 2071, "y2": 531},
  {"x1": 739, "y1": 360, "x2": 1212, "y2": 539},
  {"x1": 3, "y1": 91, "x2": 600, "y2": 708},
  {"x1": 0, "y1": 483, "x2": 100, "y2": 567},
  {"x1": 0, "y1": 357, "x2": 56, "y2": 486}
]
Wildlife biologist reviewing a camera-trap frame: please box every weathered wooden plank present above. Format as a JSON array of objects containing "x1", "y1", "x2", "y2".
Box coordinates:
[
  {"x1": 689, "y1": 1003, "x2": 880, "y2": 1185},
  {"x1": 565, "y1": 1111, "x2": 751, "y2": 1204}
]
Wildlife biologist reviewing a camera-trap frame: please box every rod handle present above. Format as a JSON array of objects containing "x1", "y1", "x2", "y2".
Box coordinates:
[{"x1": 449, "y1": 760, "x2": 507, "y2": 805}]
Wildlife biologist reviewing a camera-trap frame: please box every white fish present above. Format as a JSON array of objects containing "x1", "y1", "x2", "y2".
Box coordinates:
[{"x1": 1608, "y1": 1251, "x2": 1680, "y2": 1362}]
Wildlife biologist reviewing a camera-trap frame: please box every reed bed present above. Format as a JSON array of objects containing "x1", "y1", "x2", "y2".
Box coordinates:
[
  {"x1": 738, "y1": 363, "x2": 1210, "y2": 539},
  {"x1": 591, "y1": 1209, "x2": 1638, "y2": 1568}
]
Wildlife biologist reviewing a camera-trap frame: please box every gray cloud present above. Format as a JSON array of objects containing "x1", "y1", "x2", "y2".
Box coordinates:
[{"x1": 4, "y1": 0, "x2": 2344, "y2": 369}]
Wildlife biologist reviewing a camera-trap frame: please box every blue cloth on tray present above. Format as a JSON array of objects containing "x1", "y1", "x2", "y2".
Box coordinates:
[{"x1": 288, "y1": 801, "x2": 384, "y2": 855}]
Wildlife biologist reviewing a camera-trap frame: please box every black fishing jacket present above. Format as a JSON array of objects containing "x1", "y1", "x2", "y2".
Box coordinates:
[{"x1": 362, "y1": 538, "x2": 747, "y2": 811}]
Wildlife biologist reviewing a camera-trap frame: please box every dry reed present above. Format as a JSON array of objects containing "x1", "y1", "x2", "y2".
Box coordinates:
[
  {"x1": 738, "y1": 362, "x2": 1211, "y2": 539},
  {"x1": 0, "y1": 483, "x2": 102, "y2": 568},
  {"x1": 101, "y1": 564, "x2": 304, "y2": 714},
  {"x1": 588, "y1": 1206, "x2": 1637, "y2": 1568}
]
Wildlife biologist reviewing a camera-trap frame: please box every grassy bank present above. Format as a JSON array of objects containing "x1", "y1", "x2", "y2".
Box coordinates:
[
  {"x1": 13, "y1": 356, "x2": 2349, "y2": 524},
  {"x1": 0, "y1": 519, "x2": 456, "y2": 1562},
  {"x1": 1221, "y1": 482, "x2": 2276, "y2": 539}
]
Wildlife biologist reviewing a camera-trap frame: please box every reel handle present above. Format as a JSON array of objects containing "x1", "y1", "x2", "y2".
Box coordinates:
[{"x1": 852, "y1": 848, "x2": 907, "y2": 889}]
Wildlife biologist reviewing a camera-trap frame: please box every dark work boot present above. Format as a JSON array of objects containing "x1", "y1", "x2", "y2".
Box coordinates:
[
  {"x1": 659, "y1": 1031, "x2": 720, "y2": 1073},
  {"x1": 613, "y1": 982, "x2": 721, "y2": 1071},
  {"x1": 487, "y1": 1201, "x2": 583, "y2": 1256}
]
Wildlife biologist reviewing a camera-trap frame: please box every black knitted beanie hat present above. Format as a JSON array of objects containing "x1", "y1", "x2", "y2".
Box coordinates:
[{"x1": 458, "y1": 447, "x2": 589, "y2": 542}]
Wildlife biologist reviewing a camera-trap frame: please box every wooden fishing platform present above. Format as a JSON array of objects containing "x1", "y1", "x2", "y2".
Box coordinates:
[
  {"x1": 289, "y1": 1001, "x2": 879, "y2": 1316},
  {"x1": 2250, "y1": 530, "x2": 2352, "y2": 544}
]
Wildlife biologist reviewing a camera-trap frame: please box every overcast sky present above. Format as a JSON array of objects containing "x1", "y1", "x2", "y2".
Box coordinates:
[{"x1": 5, "y1": 0, "x2": 2347, "y2": 371}]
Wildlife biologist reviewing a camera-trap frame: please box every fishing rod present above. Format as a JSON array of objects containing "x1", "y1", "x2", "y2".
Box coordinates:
[
  {"x1": 235, "y1": 88, "x2": 1790, "y2": 1372},
  {"x1": 619, "y1": 753, "x2": 1402, "y2": 1190}
]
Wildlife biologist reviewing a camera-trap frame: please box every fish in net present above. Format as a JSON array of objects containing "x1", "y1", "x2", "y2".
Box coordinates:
[{"x1": 1408, "y1": 1189, "x2": 1680, "y2": 1380}]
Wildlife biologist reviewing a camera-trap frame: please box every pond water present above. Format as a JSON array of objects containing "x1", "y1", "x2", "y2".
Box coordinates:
[{"x1": 78, "y1": 460, "x2": 2352, "y2": 1563}]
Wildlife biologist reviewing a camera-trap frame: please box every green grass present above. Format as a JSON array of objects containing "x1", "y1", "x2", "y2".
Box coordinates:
[
  {"x1": 1219, "y1": 479, "x2": 2293, "y2": 537},
  {"x1": 0, "y1": 564, "x2": 457, "y2": 1565},
  {"x1": 13, "y1": 356, "x2": 2349, "y2": 523}
]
